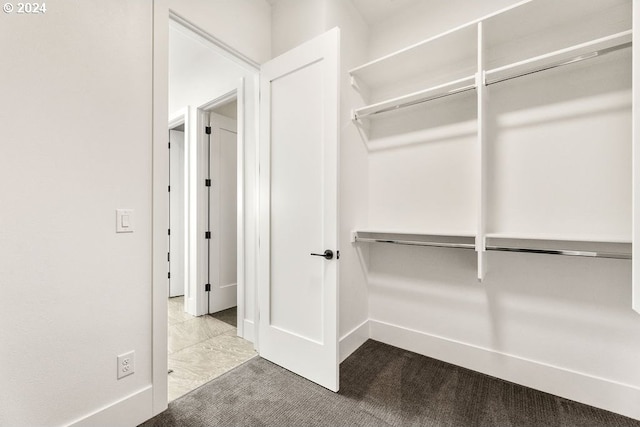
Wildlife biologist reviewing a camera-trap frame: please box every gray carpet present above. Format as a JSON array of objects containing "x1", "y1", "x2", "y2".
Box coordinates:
[{"x1": 142, "y1": 340, "x2": 640, "y2": 426}]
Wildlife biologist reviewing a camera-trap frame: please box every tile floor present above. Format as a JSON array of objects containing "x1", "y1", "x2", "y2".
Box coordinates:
[{"x1": 168, "y1": 297, "x2": 257, "y2": 402}]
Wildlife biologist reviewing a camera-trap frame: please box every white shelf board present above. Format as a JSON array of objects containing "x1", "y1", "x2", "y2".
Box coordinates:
[
  {"x1": 354, "y1": 229, "x2": 477, "y2": 238},
  {"x1": 349, "y1": 24, "x2": 478, "y2": 90},
  {"x1": 485, "y1": 233, "x2": 631, "y2": 259},
  {"x1": 348, "y1": 0, "x2": 538, "y2": 89},
  {"x1": 485, "y1": 30, "x2": 632, "y2": 85},
  {"x1": 352, "y1": 230, "x2": 477, "y2": 250},
  {"x1": 484, "y1": 0, "x2": 631, "y2": 53},
  {"x1": 485, "y1": 232, "x2": 631, "y2": 245},
  {"x1": 353, "y1": 75, "x2": 476, "y2": 120}
]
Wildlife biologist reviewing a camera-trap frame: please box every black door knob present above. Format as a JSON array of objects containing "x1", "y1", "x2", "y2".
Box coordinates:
[{"x1": 310, "y1": 249, "x2": 334, "y2": 260}]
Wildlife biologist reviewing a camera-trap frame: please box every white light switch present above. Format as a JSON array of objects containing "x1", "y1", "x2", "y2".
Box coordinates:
[{"x1": 116, "y1": 209, "x2": 134, "y2": 233}]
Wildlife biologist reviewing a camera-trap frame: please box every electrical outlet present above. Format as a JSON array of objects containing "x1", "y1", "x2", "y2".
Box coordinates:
[{"x1": 117, "y1": 351, "x2": 135, "y2": 379}]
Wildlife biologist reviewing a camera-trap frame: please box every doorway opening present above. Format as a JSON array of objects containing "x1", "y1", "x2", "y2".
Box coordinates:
[
  {"x1": 166, "y1": 17, "x2": 259, "y2": 402},
  {"x1": 203, "y1": 101, "x2": 239, "y2": 316},
  {"x1": 166, "y1": 95, "x2": 255, "y2": 402}
]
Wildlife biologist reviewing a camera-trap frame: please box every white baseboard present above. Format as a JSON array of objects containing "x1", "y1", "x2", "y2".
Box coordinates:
[
  {"x1": 69, "y1": 385, "x2": 153, "y2": 427},
  {"x1": 370, "y1": 319, "x2": 640, "y2": 421},
  {"x1": 243, "y1": 319, "x2": 255, "y2": 343},
  {"x1": 339, "y1": 320, "x2": 369, "y2": 363}
]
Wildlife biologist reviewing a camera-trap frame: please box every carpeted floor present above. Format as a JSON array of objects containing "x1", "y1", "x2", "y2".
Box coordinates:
[{"x1": 142, "y1": 340, "x2": 640, "y2": 426}]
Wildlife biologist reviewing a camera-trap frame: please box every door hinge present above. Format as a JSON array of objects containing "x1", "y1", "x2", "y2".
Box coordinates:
[
  {"x1": 167, "y1": 252, "x2": 170, "y2": 262},
  {"x1": 205, "y1": 231, "x2": 211, "y2": 239},
  {"x1": 205, "y1": 283, "x2": 211, "y2": 292},
  {"x1": 205, "y1": 126, "x2": 211, "y2": 135},
  {"x1": 168, "y1": 185, "x2": 170, "y2": 192},
  {"x1": 205, "y1": 179, "x2": 211, "y2": 187},
  {"x1": 168, "y1": 142, "x2": 170, "y2": 149},
  {"x1": 168, "y1": 229, "x2": 170, "y2": 236},
  {"x1": 168, "y1": 272, "x2": 171, "y2": 279}
]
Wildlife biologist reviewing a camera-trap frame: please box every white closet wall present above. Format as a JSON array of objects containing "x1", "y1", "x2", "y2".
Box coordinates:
[
  {"x1": 350, "y1": 0, "x2": 640, "y2": 420},
  {"x1": 325, "y1": 0, "x2": 371, "y2": 360},
  {"x1": 267, "y1": 0, "x2": 638, "y2": 418},
  {"x1": 271, "y1": 0, "x2": 326, "y2": 57},
  {"x1": 367, "y1": 0, "x2": 523, "y2": 59}
]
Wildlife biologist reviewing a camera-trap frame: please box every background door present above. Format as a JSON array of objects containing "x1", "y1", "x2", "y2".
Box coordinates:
[
  {"x1": 258, "y1": 28, "x2": 340, "y2": 391},
  {"x1": 208, "y1": 112, "x2": 238, "y2": 313}
]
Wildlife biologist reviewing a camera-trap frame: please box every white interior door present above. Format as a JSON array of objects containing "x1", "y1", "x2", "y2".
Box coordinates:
[
  {"x1": 169, "y1": 129, "x2": 185, "y2": 298},
  {"x1": 209, "y1": 112, "x2": 238, "y2": 313},
  {"x1": 259, "y1": 28, "x2": 340, "y2": 391}
]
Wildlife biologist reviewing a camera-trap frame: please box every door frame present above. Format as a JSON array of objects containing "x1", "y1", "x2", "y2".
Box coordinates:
[
  {"x1": 193, "y1": 84, "x2": 247, "y2": 337},
  {"x1": 152, "y1": 5, "x2": 260, "y2": 415},
  {"x1": 168, "y1": 108, "x2": 189, "y2": 303}
]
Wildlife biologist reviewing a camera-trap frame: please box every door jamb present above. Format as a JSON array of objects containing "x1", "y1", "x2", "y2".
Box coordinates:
[
  {"x1": 194, "y1": 83, "x2": 246, "y2": 338},
  {"x1": 168, "y1": 108, "x2": 190, "y2": 310},
  {"x1": 153, "y1": 6, "x2": 260, "y2": 416}
]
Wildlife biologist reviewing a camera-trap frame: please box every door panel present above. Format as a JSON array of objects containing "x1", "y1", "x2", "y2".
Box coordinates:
[
  {"x1": 270, "y1": 61, "x2": 325, "y2": 341},
  {"x1": 218, "y1": 127, "x2": 238, "y2": 300},
  {"x1": 208, "y1": 112, "x2": 238, "y2": 313},
  {"x1": 259, "y1": 28, "x2": 340, "y2": 391}
]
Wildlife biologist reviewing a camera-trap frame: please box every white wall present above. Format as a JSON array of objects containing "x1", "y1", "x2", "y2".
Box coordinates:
[
  {"x1": 213, "y1": 100, "x2": 238, "y2": 119},
  {"x1": 0, "y1": 2, "x2": 154, "y2": 426},
  {"x1": 169, "y1": 22, "x2": 256, "y2": 115},
  {"x1": 168, "y1": 0, "x2": 271, "y2": 64},
  {"x1": 367, "y1": 0, "x2": 522, "y2": 59},
  {"x1": 360, "y1": 0, "x2": 640, "y2": 420},
  {"x1": 0, "y1": 0, "x2": 271, "y2": 424},
  {"x1": 324, "y1": 0, "x2": 371, "y2": 359},
  {"x1": 271, "y1": 0, "x2": 325, "y2": 57},
  {"x1": 634, "y1": 0, "x2": 640, "y2": 314}
]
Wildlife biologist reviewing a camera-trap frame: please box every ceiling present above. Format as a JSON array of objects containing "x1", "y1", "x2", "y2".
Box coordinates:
[
  {"x1": 350, "y1": 0, "x2": 423, "y2": 25},
  {"x1": 266, "y1": 0, "x2": 423, "y2": 26}
]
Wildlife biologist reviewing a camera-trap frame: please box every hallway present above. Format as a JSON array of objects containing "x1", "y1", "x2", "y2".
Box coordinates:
[{"x1": 168, "y1": 298, "x2": 256, "y2": 401}]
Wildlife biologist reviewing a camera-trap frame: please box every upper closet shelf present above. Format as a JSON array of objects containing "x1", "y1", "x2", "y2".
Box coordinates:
[
  {"x1": 348, "y1": 23, "x2": 477, "y2": 91},
  {"x1": 485, "y1": 30, "x2": 632, "y2": 85},
  {"x1": 352, "y1": 75, "x2": 476, "y2": 121},
  {"x1": 484, "y1": 232, "x2": 631, "y2": 244}
]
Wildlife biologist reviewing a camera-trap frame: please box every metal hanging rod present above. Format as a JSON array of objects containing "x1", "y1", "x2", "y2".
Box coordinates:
[
  {"x1": 354, "y1": 236, "x2": 475, "y2": 250},
  {"x1": 485, "y1": 42, "x2": 631, "y2": 86},
  {"x1": 353, "y1": 82, "x2": 476, "y2": 121},
  {"x1": 353, "y1": 236, "x2": 631, "y2": 260},
  {"x1": 485, "y1": 246, "x2": 631, "y2": 260}
]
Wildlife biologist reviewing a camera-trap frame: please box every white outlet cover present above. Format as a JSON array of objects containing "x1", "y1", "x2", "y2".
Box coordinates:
[
  {"x1": 116, "y1": 209, "x2": 134, "y2": 233},
  {"x1": 117, "y1": 351, "x2": 135, "y2": 379}
]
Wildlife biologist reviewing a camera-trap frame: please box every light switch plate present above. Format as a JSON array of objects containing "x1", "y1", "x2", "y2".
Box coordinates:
[{"x1": 116, "y1": 209, "x2": 134, "y2": 233}]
